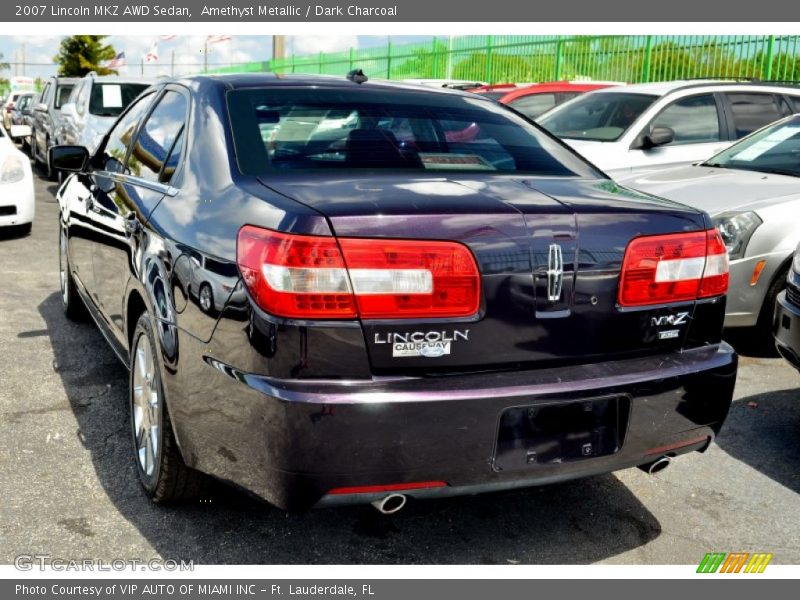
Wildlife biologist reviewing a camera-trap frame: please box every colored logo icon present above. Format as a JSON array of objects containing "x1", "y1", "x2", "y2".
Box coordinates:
[{"x1": 697, "y1": 552, "x2": 773, "y2": 573}]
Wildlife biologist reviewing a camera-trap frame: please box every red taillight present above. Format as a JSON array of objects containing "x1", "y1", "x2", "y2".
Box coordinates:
[
  {"x1": 618, "y1": 229, "x2": 729, "y2": 307},
  {"x1": 236, "y1": 226, "x2": 481, "y2": 320},
  {"x1": 328, "y1": 481, "x2": 448, "y2": 495}
]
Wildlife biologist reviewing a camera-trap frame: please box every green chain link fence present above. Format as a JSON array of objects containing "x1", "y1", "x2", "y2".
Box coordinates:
[{"x1": 257, "y1": 35, "x2": 800, "y2": 84}]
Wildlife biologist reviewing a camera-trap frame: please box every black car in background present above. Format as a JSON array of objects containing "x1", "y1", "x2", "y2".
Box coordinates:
[
  {"x1": 774, "y1": 244, "x2": 800, "y2": 373},
  {"x1": 52, "y1": 74, "x2": 737, "y2": 512}
]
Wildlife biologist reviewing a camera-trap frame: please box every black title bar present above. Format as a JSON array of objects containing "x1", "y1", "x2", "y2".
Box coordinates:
[{"x1": 4, "y1": 0, "x2": 800, "y2": 22}]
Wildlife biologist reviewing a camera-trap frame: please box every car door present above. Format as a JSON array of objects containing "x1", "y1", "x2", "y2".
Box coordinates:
[
  {"x1": 624, "y1": 93, "x2": 728, "y2": 175},
  {"x1": 90, "y1": 87, "x2": 189, "y2": 348},
  {"x1": 71, "y1": 90, "x2": 156, "y2": 332}
]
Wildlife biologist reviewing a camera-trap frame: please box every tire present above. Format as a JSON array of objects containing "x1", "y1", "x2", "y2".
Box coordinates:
[
  {"x1": 31, "y1": 135, "x2": 41, "y2": 166},
  {"x1": 198, "y1": 283, "x2": 214, "y2": 313},
  {"x1": 129, "y1": 312, "x2": 206, "y2": 503},
  {"x1": 59, "y1": 221, "x2": 87, "y2": 321},
  {"x1": 43, "y1": 138, "x2": 56, "y2": 181},
  {"x1": 753, "y1": 263, "x2": 790, "y2": 353}
]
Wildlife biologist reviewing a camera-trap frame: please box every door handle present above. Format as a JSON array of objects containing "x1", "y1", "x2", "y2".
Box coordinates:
[
  {"x1": 85, "y1": 195, "x2": 99, "y2": 212},
  {"x1": 124, "y1": 214, "x2": 141, "y2": 236}
]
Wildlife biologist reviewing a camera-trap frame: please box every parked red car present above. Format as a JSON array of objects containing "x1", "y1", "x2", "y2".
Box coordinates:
[{"x1": 470, "y1": 81, "x2": 621, "y2": 120}]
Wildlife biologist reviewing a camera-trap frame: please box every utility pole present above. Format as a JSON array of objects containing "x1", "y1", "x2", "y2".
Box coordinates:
[
  {"x1": 272, "y1": 35, "x2": 286, "y2": 61},
  {"x1": 22, "y1": 44, "x2": 26, "y2": 77},
  {"x1": 204, "y1": 39, "x2": 208, "y2": 73},
  {"x1": 171, "y1": 50, "x2": 175, "y2": 77}
]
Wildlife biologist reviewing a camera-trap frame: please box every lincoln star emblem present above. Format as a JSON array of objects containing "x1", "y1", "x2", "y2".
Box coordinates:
[{"x1": 547, "y1": 243, "x2": 564, "y2": 302}]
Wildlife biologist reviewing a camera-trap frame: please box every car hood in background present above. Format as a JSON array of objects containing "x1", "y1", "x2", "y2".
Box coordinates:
[{"x1": 619, "y1": 166, "x2": 800, "y2": 215}]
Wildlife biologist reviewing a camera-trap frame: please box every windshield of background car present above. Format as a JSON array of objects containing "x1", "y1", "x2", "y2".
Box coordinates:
[
  {"x1": 227, "y1": 87, "x2": 602, "y2": 177},
  {"x1": 705, "y1": 117, "x2": 800, "y2": 178},
  {"x1": 89, "y1": 83, "x2": 151, "y2": 117},
  {"x1": 538, "y1": 92, "x2": 659, "y2": 141},
  {"x1": 55, "y1": 84, "x2": 74, "y2": 109}
]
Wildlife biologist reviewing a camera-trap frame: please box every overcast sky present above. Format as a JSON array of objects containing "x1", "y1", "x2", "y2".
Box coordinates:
[{"x1": 0, "y1": 35, "x2": 435, "y2": 79}]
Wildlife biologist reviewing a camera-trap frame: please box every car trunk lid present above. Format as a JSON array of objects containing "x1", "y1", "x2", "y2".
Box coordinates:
[{"x1": 260, "y1": 174, "x2": 712, "y2": 374}]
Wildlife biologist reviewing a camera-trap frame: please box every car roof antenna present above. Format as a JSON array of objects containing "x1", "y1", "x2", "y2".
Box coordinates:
[{"x1": 347, "y1": 69, "x2": 368, "y2": 84}]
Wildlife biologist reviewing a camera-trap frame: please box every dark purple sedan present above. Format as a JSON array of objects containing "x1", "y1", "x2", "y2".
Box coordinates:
[{"x1": 51, "y1": 74, "x2": 737, "y2": 512}]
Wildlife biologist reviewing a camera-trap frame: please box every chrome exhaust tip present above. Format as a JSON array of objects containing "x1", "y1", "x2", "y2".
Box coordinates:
[
  {"x1": 371, "y1": 493, "x2": 407, "y2": 514},
  {"x1": 639, "y1": 455, "x2": 672, "y2": 475}
]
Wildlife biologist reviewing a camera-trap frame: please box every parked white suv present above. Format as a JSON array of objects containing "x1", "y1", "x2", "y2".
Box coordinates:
[
  {"x1": 538, "y1": 80, "x2": 800, "y2": 178},
  {"x1": 57, "y1": 73, "x2": 153, "y2": 153}
]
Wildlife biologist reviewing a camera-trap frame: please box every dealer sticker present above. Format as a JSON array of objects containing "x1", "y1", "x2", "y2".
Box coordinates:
[{"x1": 393, "y1": 341, "x2": 452, "y2": 358}]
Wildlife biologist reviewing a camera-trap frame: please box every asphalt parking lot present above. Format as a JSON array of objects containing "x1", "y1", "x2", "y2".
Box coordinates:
[{"x1": 1, "y1": 163, "x2": 799, "y2": 565}]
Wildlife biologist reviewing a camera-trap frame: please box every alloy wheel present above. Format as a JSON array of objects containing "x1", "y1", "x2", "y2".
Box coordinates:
[
  {"x1": 199, "y1": 285, "x2": 212, "y2": 312},
  {"x1": 132, "y1": 334, "x2": 161, "y2": 478}
]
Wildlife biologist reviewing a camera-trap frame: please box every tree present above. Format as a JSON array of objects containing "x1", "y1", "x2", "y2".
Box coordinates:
[
  {"x1": 54, "y1": 35, "x2": 117, "y2": 77},
  {"x1": 0, "y1": 52, "x2": 10, "y2": 73}
]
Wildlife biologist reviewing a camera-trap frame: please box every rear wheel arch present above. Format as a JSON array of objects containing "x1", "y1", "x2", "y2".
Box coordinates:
[
  {"x1": 753, "y1": 254, "x2": 793, "y2": 347},
  {"x1": 129, "y1": 312, "x2": 206, "y2": 503}
]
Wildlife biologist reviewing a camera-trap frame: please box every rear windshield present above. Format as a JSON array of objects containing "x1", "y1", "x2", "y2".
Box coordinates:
[
  {"x1": 89, "y1": 83, "x2": 150, "y2": 117},
  {"x1": 538, "y1": 92, "x2": 658, "y2": 141},
  {"x1": 227, "y1": 88, "x2": 601, "y2": 178},
  {"x1": 55, "y1": 84, "x2": 74, "y2": 109}
]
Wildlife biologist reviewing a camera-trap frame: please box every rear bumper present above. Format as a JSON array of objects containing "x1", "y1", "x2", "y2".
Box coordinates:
[
  {"x1": 170, "y1": 342, "x2": 737, "y2": 511},
  {"x1": 774, "y1": 290, "x2": 800, "y2": 372}
]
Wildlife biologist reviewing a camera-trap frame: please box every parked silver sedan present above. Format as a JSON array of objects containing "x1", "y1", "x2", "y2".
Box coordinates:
[{"x1": 620, "y1": 114, "x2": 800, "y2": 346}]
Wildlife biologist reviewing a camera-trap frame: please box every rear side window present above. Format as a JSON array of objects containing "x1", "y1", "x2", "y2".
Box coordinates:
[
  {"x1": 128, "y1": 90, "x2": 187, "y2": 184},
  {"x1": 508, "y1": 93, "x2": 557, "y2": 120},
  {"x1": 89, "y1": 83, "x2": 151, "y2": 117},
  {"x1": 725, "y1": 93, "x2": 784, "y2": 138},
  {"x1": 228, "y1": 87, "x2": 601, "y2": 178},
  {"x1": 160, "y1": 128, "x2": 185, "y2": 184},
  {"x1": 649, "y1": 94, "x2": 720, "y2": 144}
]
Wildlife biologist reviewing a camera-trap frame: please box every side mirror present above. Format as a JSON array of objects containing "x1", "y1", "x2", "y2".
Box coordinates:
[
  {"x1": 9, "y1": 124, "x2": 32, "y2": 139},
  {"x1": 50, "y1": 145, "x2": 90, "y2": 172},
  {"x1": 61, "y1": 102, "x2": 77, "y2": 118},
  {"x1": 34, "y1": 102, "x2": 48, "y2": 112},
  {"x1": 640, "y1": 127, "x2": 675, "y2": 149}
]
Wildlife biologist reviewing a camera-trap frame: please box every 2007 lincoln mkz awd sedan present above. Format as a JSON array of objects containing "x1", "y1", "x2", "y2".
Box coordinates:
[{"x1": 52, "y1": 74, "x2": 737, "y2": 512}]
